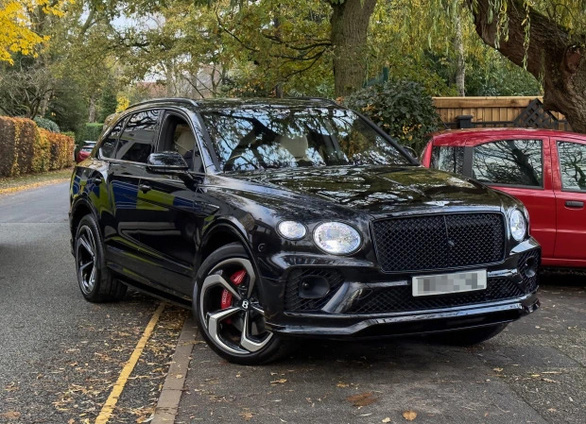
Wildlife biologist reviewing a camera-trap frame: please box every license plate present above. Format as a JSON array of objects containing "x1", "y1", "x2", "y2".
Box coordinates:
[{"x1": 412, "y1": 269, "x2": 487, "y2": 297}]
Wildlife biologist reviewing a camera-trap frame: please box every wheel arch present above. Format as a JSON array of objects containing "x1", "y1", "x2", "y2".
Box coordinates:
[
  {"x1": 70, "y1": 198, "x2": 99, "y2": 239},
  {"x1": 193, "y1": 220, "x2": 259, "y2": 313},
  {"x1": 196, "y1": 220, "x2": 256, "y2": 270}
]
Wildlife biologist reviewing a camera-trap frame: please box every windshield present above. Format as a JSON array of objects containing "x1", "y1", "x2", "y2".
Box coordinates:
[{"x1": 200, "y1": 107, "x2": 411, "y2": 172}]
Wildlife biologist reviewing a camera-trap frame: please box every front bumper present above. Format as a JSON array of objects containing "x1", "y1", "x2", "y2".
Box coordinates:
[
  {"x1": 259, "y1": 239, "x2": 541, "y2": 338},
  {"x1": 268, "y1": 293, "x2": 539, "y2": 338}
]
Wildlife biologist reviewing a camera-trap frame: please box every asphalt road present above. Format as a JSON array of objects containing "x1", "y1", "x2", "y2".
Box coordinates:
[
  {"x1": 1, "y1": 182, "x2": 585, "y2": 424},
  {"x1": 0, "y1": 182, "x2": 186, "y2": 423}
]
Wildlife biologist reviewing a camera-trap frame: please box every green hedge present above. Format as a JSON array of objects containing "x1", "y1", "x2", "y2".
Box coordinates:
[
  {"x1": 0, "y1": 116, "x2": 74, "y2": 177},
  {"x1": 76, "y1": 123, "x2": 104, "y2": 147}
]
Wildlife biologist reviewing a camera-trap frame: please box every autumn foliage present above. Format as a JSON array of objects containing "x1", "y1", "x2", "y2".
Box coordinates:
[{"x1": 0, "y1": 116, "x2": 73, "y2": 177}]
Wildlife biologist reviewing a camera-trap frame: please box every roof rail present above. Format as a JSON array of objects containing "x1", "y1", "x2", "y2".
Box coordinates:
[
  {"x1": 127, "y1": 97, "x2": 199, "y2": 110},
  {"x1": 286, "y1": 96, "x2": 339, "y2": 106}
]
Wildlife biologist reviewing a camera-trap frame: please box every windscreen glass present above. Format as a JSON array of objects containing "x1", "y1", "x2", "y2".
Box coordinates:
[{"x1": 200, "y1": 107, "x2": 411, "y2": 172}]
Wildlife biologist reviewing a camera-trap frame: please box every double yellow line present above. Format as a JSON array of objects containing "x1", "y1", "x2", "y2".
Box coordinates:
[{"x1": 95, "y1": 303, "x2": 166, "y2": 424}]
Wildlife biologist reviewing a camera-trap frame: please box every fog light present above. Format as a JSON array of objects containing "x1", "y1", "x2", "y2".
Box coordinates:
[
  {"x1": 299, "y1": 276, "x2": 330, "y2": 299},
  {"x1": 522, "y1": 256, "x2": 538, "y2": 278}
]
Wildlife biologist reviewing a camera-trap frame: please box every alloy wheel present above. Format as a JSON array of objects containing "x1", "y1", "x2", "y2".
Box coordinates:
[
  {"x1": 199, "y1": 257, "x2": 273, "y2": 355},
  {"x1": 76, "y1": 224, "x2": 98, "y2": 295}
]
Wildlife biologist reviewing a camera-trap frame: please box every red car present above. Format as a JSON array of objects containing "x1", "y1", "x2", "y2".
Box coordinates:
[
  {"x1": 422, "y1": 128, "x2": 586, "y2": 269},
  {"x1": 75, "y1": 141, "x2": 96, "y2": 163}
]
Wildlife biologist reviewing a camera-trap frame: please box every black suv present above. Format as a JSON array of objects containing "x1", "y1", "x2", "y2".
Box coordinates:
[{"x1": 69, "y1": 98, "x2": 540, "y2": 364}]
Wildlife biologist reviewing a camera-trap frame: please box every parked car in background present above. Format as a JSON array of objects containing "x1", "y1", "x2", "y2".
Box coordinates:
[
  {"x1": 422, "y1": 128, "x2": 586, "y2": 270},
  {"x1": 70, "y1": 99, "x2": 540, "y2": 364},
  {"x1": 75, "y1": 141, "x2": 96, "y2": 163}
]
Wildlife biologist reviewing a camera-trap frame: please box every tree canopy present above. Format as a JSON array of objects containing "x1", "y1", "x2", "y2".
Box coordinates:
[
  {"x1": 0, "y1": 0, "x2": 68, "y2": 63},
  {"x1": 5, "y1": 0, "x2": 586, "y2": 137}
]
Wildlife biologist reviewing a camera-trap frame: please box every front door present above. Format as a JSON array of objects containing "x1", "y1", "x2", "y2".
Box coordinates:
[
  {"x1": 469, "y1": 137, "x2": 556, "y2": 259},
  {"x1": 133, "y1": 112, "x2": 208, "y2": 297},
  {"x1": 552, "y1": 138, "x2": 586, "y2": 264}
]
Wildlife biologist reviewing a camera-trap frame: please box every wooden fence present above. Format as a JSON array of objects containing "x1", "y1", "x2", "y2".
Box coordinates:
[{"x1": 432, "y1": 96, "x2": 570, "y2": 130}]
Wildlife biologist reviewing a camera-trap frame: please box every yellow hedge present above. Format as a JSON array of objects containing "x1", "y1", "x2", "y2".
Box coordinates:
[{"x1": 0, "y1": 116, "x2": 74, "y2": 177}]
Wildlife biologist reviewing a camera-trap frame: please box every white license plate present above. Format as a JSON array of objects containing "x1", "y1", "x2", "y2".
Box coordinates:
[{"x1": 412, "y1": 269, "x2": 487, "y2": 297}]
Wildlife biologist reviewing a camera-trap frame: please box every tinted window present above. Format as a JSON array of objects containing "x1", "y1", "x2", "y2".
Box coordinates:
[
  {"x1": 200, "y1": 107, "x2": 410, "y2": 172},
  {"x1": 472, "y1": 139, "x2": 543, "y2": 187},
  {"x1": 99, "y1": 121, "x2": 123, "y2": 158},
  {"x1": 431, "y1": 146, "x2": 464, "y2": 174},
  {"x1": 558, "y1": 141, "x2": 586, "y2": 191},
  {"x1": 116, "y1": 110, "x2": 161, "y2": 163}
]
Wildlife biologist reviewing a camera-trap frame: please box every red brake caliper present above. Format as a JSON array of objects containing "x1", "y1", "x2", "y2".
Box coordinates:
[{"x1": 221, "y1": 269, "x2": 247, "y2": 323}]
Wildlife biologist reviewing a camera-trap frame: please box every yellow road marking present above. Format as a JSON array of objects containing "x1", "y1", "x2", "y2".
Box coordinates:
[{"x1": 95, "y1": 303, "x2": 166, "y2": 424}]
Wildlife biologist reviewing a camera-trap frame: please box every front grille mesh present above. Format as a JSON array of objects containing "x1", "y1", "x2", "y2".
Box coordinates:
[{"x1": 373, "y1": 213, "x2": 505, "y2": 272}]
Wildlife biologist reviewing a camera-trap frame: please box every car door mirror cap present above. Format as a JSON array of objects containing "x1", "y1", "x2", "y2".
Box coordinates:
[{"x1": 147, "y1": 152, "x2": 189, "y2": 174}]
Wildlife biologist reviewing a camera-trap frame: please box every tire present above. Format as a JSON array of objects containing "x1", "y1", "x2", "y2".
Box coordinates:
[
  {"x1": 428, "y1": 323, "x2": 508, "y2": 346},
  {"x1": 193, "y1": 243, "x2": 289, "y2": 365},
  {"x1": 74, "y1": 215, "x2": 127, "y2": 302}
]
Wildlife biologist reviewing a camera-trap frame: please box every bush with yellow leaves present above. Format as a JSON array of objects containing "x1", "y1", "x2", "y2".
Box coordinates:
[{"x1": 0, "y1": 116, "x2": 74, "y2": 177}]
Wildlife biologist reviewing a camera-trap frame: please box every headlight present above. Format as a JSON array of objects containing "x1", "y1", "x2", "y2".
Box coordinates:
[
  {"x1": 313, "y1": 222, "x2": 361, "y2": 255},
  {"x1": 278, "y1": 221, "x2": 306, "y2": 240},
  {"x1": 509, "y1": 209, "x2": 527, "y2": 241}
]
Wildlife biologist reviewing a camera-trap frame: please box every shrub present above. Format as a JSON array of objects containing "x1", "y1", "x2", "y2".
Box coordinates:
[
  {"x1": 0, "y1": 117, "x2": 37, "y2": 177},
  {"x1": 40, "y1": 129, "x2": 75, "y2": 170},
  {"x1": 0, "y1": 116, "x2": 74, "y2": 177},
  {"x1": 34, "y1": 116, "x2": 61, "y2": 133},
  {"x1": 344, "y1": 79, "x2": 442, "y2": 153}
]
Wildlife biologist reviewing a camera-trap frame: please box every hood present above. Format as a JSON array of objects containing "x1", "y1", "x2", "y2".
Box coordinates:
[{"x1": 226, "y1": 165, "x2": 505, "y2": 214}]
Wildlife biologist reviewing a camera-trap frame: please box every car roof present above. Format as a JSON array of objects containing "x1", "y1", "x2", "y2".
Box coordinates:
[
  {"x1": 430, "y1": 127, "x2": 585, "y2": 145},
  {"x1": 126, "y1": 97, "x2": 339, "y2": 112}
]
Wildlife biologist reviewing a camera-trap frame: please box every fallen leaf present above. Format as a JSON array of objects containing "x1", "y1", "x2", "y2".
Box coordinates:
[
  {"x1": 337, "y1": 382, "x2": 349, "y2": 388},
  {"x1": 382, "y1": 418, "x2": 391, "y2": 423},
  {"x1": 403, "y1": 410, "x2": 417, "y2": 421},
  {"x1": 240, "y1": 411, "x2": 253, "y2": 421},
  {"x1": 270, "y1": 379, "x2": 287, "y2": 384},
  {"x1": 0, "y1": 411, "x2": 21, "y2": 420},
  {"x1": 346, "y1": 392, "x2": 377, "y2": 407}
]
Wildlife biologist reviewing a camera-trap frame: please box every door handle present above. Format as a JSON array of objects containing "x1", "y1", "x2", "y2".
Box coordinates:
[
  {"x1": 139, "y1": 183, "x2": 152, "y2": 193},
  {"x1": 565, "y1": 200, "x2": 584, "y2": 208}
]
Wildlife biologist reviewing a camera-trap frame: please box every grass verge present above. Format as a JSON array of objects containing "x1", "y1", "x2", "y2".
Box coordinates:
[{"x1": 0, "y1": 168, "x2": 73, "y2": 195}]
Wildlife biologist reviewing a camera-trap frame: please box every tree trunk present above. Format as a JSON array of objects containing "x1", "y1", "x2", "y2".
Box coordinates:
[
  {"x1": 330, "y1": 0, "x2": 377, "y2": 97},
  {"x1": 454, "y1": 10, "x2": 465, "y2": 96},
  {"x1": 88, "y1": 95, "x2": 97, "y2": 123},
  {"x1": 469, "y1": 0, "x2": 586, "y2": 133}
]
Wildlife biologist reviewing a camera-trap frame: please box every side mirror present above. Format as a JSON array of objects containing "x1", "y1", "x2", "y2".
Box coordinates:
[{"x1": 146, "y1": 152, "x2": 189, "y2": 174}]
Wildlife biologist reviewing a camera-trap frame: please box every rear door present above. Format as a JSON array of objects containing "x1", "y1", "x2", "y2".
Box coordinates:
[
  {"x1": 468, "y1": 136, "x2": 556, "y2": 259},
  {"x1": 109, "y1": 109, "x2": 162, "y2": 257},
  {"x1": 552, "y1": 137, "x2": 586, "y2": 263}
]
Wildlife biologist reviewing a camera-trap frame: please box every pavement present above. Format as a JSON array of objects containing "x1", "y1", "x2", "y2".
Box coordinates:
[
  {"x1": 173, "y1": 282, "x2": 586, "y2": 424},
  {"x1": 1, "y1": 182, "x2": 585, "y2": 424}
]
